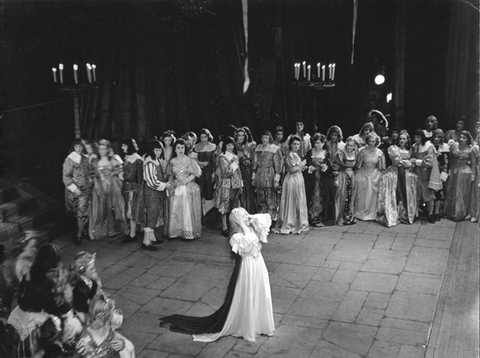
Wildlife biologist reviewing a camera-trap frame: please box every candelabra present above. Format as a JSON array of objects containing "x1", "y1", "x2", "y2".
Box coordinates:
[
  {"x1": 293, "y1": 61, "x2": 336, "y2": 89},
  {"x1": 52, "y1": 63, "x2": 98, "y2": 139}
]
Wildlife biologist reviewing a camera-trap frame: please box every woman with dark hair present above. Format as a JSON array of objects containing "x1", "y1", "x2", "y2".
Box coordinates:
[
  {"x1": 272, "y1": 125, "x2": 287, "y2": 155},
  {"x1": 305, "y1": 133, "x2": 334, "y2": 227},
  {"x1": 444, "y1": 130, "x2": 476, "y2": 221},
  {"x1": 9, "y1": 244, "x2": 72, "y2": 357},
  {"x1": 410, "y1": 129, "x2": 442, "y2": 223},
  {"x1": 166, "y1": 138, "x2": 202, "y2": 239},
  {"x1": 326, "y1": 125, "x2": 345, "y2": 156},
  {"x1": 235, "y1": 127, "x2": 256, "y2": 214},
  {"x1": 334, "y1": 136, "x2": 357, "y2": 225},
  {"x1": 285, "y1": 120, "x2": 311, "y2": 160},
  {"x1": 353, "y1": 133, "x2": 385, "y2": 221},
  {"x1": 160, "y1": 130, "x2": 176, "y2": 173},
  {"x1": 215, "y1": 124, "x2": 237, "y2": 158},
  {"x1": 63, "y1": 138, "x2": 92, "y2": 245},
  {"x1": 194, "y1": 129, "x2": 217, "y2": 217},
  {"x1": 142, "y1": 140, "x2": 170, "y2": 251},
  {"x1": 252, "y1": 130, "x2": 284, "y2": 220},
  {"x1": 432, "y1": 129, "x2": 450, "y2": 221},
  {"x1": 377, "y1": 130, "x2": 418, "y2": 227},
  {"x1": 181, "y1": 131, "x2": 198, "y2": 157},
  {"x1": 121, "y1": 138, "x2": 144, "y2": 243},
  {"x1": 352, "y1": 122, "x2": 375, "y2": 149},
  {"x1": 214, "y1": 136, "x2": 243, "y2": 237},
  {"x1": 89, "y1": 139, "x2": 127, "y2": 240},
  {"x1": 273, "y1": 136, "x2": 309, "y2": 234}
]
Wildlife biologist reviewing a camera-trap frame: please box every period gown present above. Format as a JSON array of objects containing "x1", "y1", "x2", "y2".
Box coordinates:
[
  {"x1": 122, "y1": 153, "x2": 145, "y2": 226},
  {"x1": 62, "y1": 151, "x2": 92, "y2": 225},
  {"x1": 377, "y1": 145, "x2": 418, "y2": 227},
  {"x1": 160, "y1": 212, "x2": 275, "y2": 342},
  {"x1": 305, "y1": 148, "x2": 335, "y2": 225},
  {"x1": 236, "y1": 142, "x2": 256, "y2": 214},
  {"x1": 353, "y1": 147, "x2": 385, "y2": 221},
  {"x1": 89, "y1": 158, "x2": 128, "y2": 240},
  {"x1": 273, "y1": 152, "x2": 309, "y2": 234},
  {"x1": 166, "y1": 156, "x2": 202, "y2": 239},
  {"x1": 252, "y1": 143, "x2": 284, "y2": 220},
  {"x1": 444, "y1": 142, "x2": 476, "y2": 221},
  {"x1": 333, "y1": 148, "x2": 356, "y2": 225},
  {"x1": 410, "y1": 142, "x2": 441, "y2": 206},
  {"x1": 194, "y1": 142, "x2": 217, "y2": 214},
  {"x1": 214, "y1": 152, "x2": 243, "y2": 215}
]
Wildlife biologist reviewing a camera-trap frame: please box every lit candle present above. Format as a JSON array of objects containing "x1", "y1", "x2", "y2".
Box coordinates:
[
  {"x1": 59, "y1": 63, "x2": 64, "y2": 84},
  {"x1": 317, "y1": 63, "x2": 320, "y2": 78},
  {"x1": 321, "y1": 65, "x2": 325, "y2": 81},
  {"x1": 328, "y1": 64, "x2": 332, "y2": 79},
  {"x1": 332, "y1": 63, "x2": 336, "y2": 81},
  {"x1": 92, "y1": 64, "x2": 97, "y2": 82},
  {"x1": 295, "y1": 63, "x2": 299, "y2": 80},
  {"x1": 73, "y1": 64, "x2": 78, "y2": 84},
  {"x1": 52, "y1": 68, "x2": 57, "y2": 83},
  {"x1": 302, "y1": 61, "x2": 306, "y2": 78},
  {"x1": 307, "y1": 65, "x2": 311, "y2": 82},
  {"x1": 86, "y1": 63, "x2": 92, "y2": 83}
]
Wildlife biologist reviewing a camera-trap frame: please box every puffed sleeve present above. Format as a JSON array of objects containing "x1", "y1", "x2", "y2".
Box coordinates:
[
  {"x1": 286, "y1": 153, "x2": 301, "y2": 173},
  {"x1": 249, "y1": 213, "x2": 271, "y2": 243},
  {"x1": 188, "y1": 157, "x2": 202, "y2": 178},
  {"x1": 62, "y1": 158, "x2": 77, "y2": 192},
  {"x1": 273, "y1": 147, "x2": 284, "y2": 179},
  {"x1": 113, "y1": 159, "x2": 124, "y2": 179},
  {"x1": 378, "y1": 149, "x2": 386, "y2": 170},
  {"x1": 218, "y1": 156, "x2": 232, "y2": 178},
  {"x1": 419, "y1": 145, "x2": 434, "y2": 168},
  {"x1": 229, "y1": 233, "x2": 255, "y2": 256}
]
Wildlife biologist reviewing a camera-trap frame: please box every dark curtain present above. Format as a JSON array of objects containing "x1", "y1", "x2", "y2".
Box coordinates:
[{"x1": 444, "y1": 0, "x2": 479, "y2": 129}]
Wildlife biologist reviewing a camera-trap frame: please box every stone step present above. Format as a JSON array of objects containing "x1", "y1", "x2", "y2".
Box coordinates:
[
  {"x1": 0, "y1": 185, "x2": 20, "y2": 205},
  {"x1": 7, "y1": 206, "x2": 62, "y2": 233},
  {"x1": 0, "y1": 196, "x2": 37, "y2": 221}
]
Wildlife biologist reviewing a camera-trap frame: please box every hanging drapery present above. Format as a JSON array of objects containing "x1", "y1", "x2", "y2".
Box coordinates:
[
  {"x1": 242, "y1": 0, "x2": 250, "y2": 93},
  {"x1": 351, "y1": 0, "x2": 358, "y2": 65}
]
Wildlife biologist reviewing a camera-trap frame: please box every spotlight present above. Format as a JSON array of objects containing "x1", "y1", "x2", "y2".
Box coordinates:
[{"x1": 374, "y1": 73, "x2": 385, "y2": 85}]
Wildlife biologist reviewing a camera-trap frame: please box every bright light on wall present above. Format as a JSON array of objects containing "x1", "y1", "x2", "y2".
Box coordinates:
[
  {"x1": 374, "y1": 74, "x2": 385, "y2": 85},
  {"x1": 386, "y1": 93, "x2": 392, "y2": 103}
]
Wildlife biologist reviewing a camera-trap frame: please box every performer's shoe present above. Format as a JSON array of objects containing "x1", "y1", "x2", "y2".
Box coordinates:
[
  {"x1": 141, "y1": 243, "x2": 158, "y2": 251},
  {"x1": 74, "y1": 235, "x2": 82, "y2": 246},
  {"x1": 435, "y1": 214, "x2": 441, "y2": 221},
  {"x1": 151, "y1": 239, "x2": 164, "y2": 245},
  {"x1": 221, "y1": 229, "x2": 229, "y2": 238},
  {"x1": 428, "y1": 215, "x2": 436, "y2": 224}
]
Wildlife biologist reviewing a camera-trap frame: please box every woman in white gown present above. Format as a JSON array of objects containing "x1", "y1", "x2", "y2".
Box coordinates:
[{"x1": 160, "y1": 208, "x2": 275, "y2": 342}]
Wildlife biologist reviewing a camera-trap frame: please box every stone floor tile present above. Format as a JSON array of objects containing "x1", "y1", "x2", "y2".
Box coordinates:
[
  {"x1": 391, "y1": 237, "x2": 415, "y2": 251},
  {"x1": 160, "y1": 276, "x2": 222, "y2": 301},
  {"x1": 300, "y1": 281, "x2": 349, "y2": 301},
  {"x1": 366, "y1": 340, "x2": 400, "y2": 358},
  {"x1": 272, "y1": 263, "x2": 319, "y2": 289},
  {"x1": 130, "y1": 273, "x2": 161, "y2": 288},
  {"x1": 147, "y1": 330, "x2": 206, "y2": 356},
  {"x1": 356, "y1": 307, "x2": 384, "y2": 326},
  {"x1": 224, "y1": 351, "x2": 254, "y2": 358},
  {"x1": 200, "y1": 286, "x2": 229, "y2": 308},
  {"x1": 312, "y1": 340, "x2": 363, "y2": 358},
  {"x1": 146, "y1": 261, "x2": 197, "y2": 277},
  {"x1": 332, "y1": 290, "x2": 368, "y2": 322},
  {"x1": 255, "y1": 327, "x2": 320, "y2": 358},
  {"x1": 311, "y1": 267, "x2": 337, "y2": 281},
  {"x1": 406, "y1": 246, "x2": 450, "y2": 267},
  {"x1": 121, "y1": 331, "x2": 157, "y2": 355},
  {"x1": 321, "y1": 260, "x2": 342, "y2": 269},
  {"x1": 279, "y1": 314, "x2": 329, "y2": 331},
  {"x1": 368, "y1": 249, "x2": 408, "y2": 260},
  {"x1": 386, "y1": 222, "x2": 421, "y2": 234},
  {"x1": 364, "y1": 292, "x2": 391, "y2": 310},
  {"x1": 361, "y1": 258, "x2": 406, "y2": 275},
  {"x1": 197, "y1": 337, "x2": 237, "y2": 357},
  {"x1": 104, "y1": 267, "x2": 147, "y2": 290},
  {"x1": 110, "y1": 292, "x2": 142, "y2": 319},
  {"x1": 331, "y1": 269, "x2": 359, "y2": 284},
  {"x1": 396, "y1": 272, "x2": 443, "y2": 295},
  {"x1": 232, "y1": 336, "x2": 268, "y2": 354},
  {"x1": 351, "y1": 272, "x2": 398, "y2": 293},
  {"x1": 141, "y1": 297, "x2": 193, "y2": 316},
  {"x1": 302, "y1": 231, "x2": 343, "y2": 245},
  {"x1": 363, "y1": 223, "x2": 386, "y2": 235},
  {"x1": 323, "y1": 322, "x2": 378, "y2": 356},
  {"x1": 268, "y1": 272, "x2": 299, "y2": 288},
  {"x1": 336, "y1": 234, "x2": 377, "y2": 248},
  {"x1": 117, "y1": 285, "x2": 160, "y2": 305},
  {"x1": 327, "y1": 249, "x2": 370, "y2": 263},
  {"x1": 417, "y1": 225, "x2": 455, "y2": 241},
  {"x1": 123, "y1": 311, "x2": 164, "y2": 334},
  {"x1": 376, "y1": 326, "x2": 428, "y2": 346},
  {"x1": 397, "y1": 344, "x2": 426, "y2": 358},
  {"x1": 373, "y1": 236, "x2": 395, "y2": 250},
  {"x1": 137, "y1": 349, "x2": 170, "y2": 358},
  {"x1": 288, "y1": 298, "x2": 339, "y2": 319},
  {"x1": 97, "y1": 264, "x2": 130, "y2": 280},
  {"x1": 386, "y1": 291, "x2": 438, "y2": 322},
  {"x1": 147, "y1": 276, "x2": 177, "y2": 291},
  {"x1": 338, "y1": 262, "x2": 363, "y2": 271},
  {"x1": 119, "y1": 254, "x2": 161, "y2": 269},
  {"x1": 271, "y1": 285, "x2": 302, "y2": 314},
  {"x1": 414, "y1": 239, "x2": 452, "y2": 249},
  {"x1": 346, "y1": 223, "x2": 367, "y2": 234}
]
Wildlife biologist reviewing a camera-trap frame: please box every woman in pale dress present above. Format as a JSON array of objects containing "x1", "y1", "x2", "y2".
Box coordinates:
[
  {"x1": 89, "y1": 140, "x2": 127, "y2": 240},
  {"x1": 166, "y1": 138, "x2": 202, "y2": 239},
  {"x1": 160, "y1": 207, "x2": 274, "y2": 342},
  {"x1": 444, "y1": 130, "x2": 476, "y2": 221},
  {"x1": 410, "y1": 129, "x2": 442, "y2": 223},
  {"x1": 334, "y1": 136, "x2": 357, "y2": 225},
  {"x1": 352, "y1": 122, "x2": 374, "y2": 150},
  {"x1": 273, "y1": 136, "x2": 309, "y2": 234},
  {"x1": 377, "y1": 131, "x2": 418, "y2": 227},
  {"x1": 353, "y1": 133, "x2": 385, "y2": 221}
]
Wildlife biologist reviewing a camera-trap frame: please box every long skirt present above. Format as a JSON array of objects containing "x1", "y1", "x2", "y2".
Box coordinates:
[
  {"x1": 444, "y1": 163, "x2": 474, "y2": 221},
  {"x1": 334, "y1": 169, "x2": 355, "y2": 225},
  {"x1": 353, "y1": 167, "x2": 381, "y2": 221},
  {"x1": 166, "y1": 182, "x2": 202, "y2": 239}
]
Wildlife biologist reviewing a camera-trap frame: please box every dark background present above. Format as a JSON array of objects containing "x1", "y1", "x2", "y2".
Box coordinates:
[{"x1": 0, "y1": 0, "x2": 478, "y2": 200}]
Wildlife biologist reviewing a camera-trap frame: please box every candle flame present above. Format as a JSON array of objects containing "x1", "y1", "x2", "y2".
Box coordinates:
[
  {"x1": 91, "y1": 64, "x2": 96, "y2": 69},
  {"x1": 86, "y1": 63, "x2": 92, "y2": 69},
  {"x1": 59, "y1": 64, "x2": 64, "y2": 70},
  {"x1": 73, "y1": 64, "x2": 78, "y2": 70},
  {"x1": 52, "y1": 68, "x2": 57, "y2": 72}
]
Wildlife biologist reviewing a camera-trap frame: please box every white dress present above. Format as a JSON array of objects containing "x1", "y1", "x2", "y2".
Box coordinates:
[{"x1": 193, "y1": 214, "x2": 275, "y2": 342}]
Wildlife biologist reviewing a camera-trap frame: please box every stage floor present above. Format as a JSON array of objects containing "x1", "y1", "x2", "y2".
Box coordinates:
[{"x1": 55, "y1": 217, "x2": 479, "y2": 358}]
